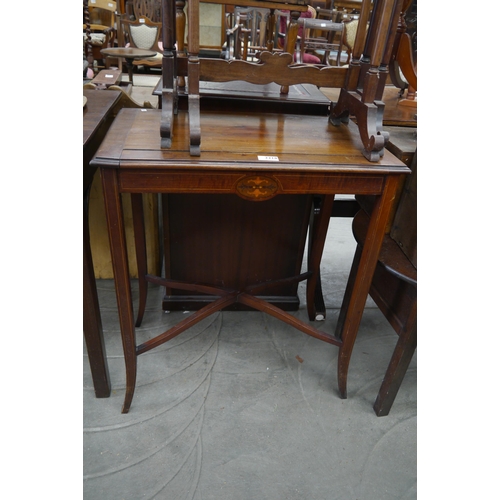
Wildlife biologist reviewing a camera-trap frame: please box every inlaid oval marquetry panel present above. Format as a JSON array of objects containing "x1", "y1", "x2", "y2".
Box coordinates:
[{"x1": 235, "y1": 175, "x2": 280, "y2": 201}]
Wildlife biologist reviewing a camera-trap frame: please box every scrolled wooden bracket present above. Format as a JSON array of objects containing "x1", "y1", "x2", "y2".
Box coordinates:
[
  {"x1": 330, "y1": 88, "x2": 388, "y2": 162},
  {"x1": 160, "y1": 60, "x2": 178, "y2": 149}
]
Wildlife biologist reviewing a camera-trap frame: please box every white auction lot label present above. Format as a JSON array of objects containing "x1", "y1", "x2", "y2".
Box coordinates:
[{"x1": 258, "y1": 155, "x2": 279, "y2": 161}]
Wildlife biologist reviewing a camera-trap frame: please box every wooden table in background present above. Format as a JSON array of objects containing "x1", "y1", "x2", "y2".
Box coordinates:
[
  {"x1": 83, "y1": 88, "x2": 122, "y2": 398},
  {"x1": 91, "y1": 107, "x2": 409, "y2": 413},
  {"x1": 153, "y1": 79, "x2": 331, "y2": 115},
  {"x1": 100, "y1": 47, "x2": 157, "y2": 86}
]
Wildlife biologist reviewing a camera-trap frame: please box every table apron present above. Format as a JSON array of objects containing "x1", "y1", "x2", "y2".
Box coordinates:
[{"x1": 116, "y1": 169, "x2": 388, "y2": 195}]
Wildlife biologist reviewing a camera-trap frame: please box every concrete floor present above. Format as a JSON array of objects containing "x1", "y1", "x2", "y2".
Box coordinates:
[{"x1": 83, "y1": 213, "x2": 417, "y2": 500}]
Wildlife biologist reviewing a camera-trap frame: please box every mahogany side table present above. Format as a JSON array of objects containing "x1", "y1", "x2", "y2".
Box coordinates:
[{"x1": 91, "y1": 107, "x2": 409, "y2": 413}]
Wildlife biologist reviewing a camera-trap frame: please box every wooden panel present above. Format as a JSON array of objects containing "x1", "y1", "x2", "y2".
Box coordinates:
[
  {"x1": 390, "y1": 150, "x2": 417, "y2": 267},
  {"x1": 88, "y1": 171, "x2": 160, "y2": 279},
  {"x1": 118, "y1": 170, "x2": 385, "y2": 195},
  {"x1": 162, "y1": 193, "x2": 312, "y2": 310}
]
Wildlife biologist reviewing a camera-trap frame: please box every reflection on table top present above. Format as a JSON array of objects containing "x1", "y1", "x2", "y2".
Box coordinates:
[{"x1": 92, "y1": 107, "x2": 407, "y2": 176}]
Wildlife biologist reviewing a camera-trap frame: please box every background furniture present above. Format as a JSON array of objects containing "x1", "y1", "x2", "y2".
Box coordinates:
[
  {"x1": 233, "y1": 7, "x2": 272, "y2": 60},
  {"x1": 84, "y1": 85, "x2": 165, "y2": 397},
  {"x1": 296, "y1": 16, "x2": 345, "y2": 65},
  {"x1": 341, "y1": 149, "x2": 416, "y2": 416},
  {"x1": 159, "y1": 0, "x2": 406, "y2": 162},
  {"x1": 100, "y1": 47, "x2": 157, "y2": 85},
  {"x1": 90, "y1": 68, "x2": 122, "y2": 87},
  {"x1": 83, "y1": 88, "x2": 123, "y2": 398},
  {"x1": 388, "y1": 0, "x2": 417, "y2": 105},
  {"x1": 153, "y1": 77, "x2": 331, "y2": 114},
  {"x1": 121, "y1": 14, "x2": 163, "y2": 70},
  {"x1": 83, "y1": 0, "x2": 117, "y2": 71}
]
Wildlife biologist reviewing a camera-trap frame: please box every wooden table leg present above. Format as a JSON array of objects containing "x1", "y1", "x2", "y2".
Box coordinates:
[
  {"x1": 335, "y1": 175, "x2": 401, "y2": 398},
  {"x1": 130, "y1": 193, "x2": 149, "y2": 327},
  {"x1": 307, "y1": 194, "x2": 335, "y2": 321},
  {"x1": 83, "y1": 189, "x2": 111, "y2": 398},
  {"x1": 125, "y1": 57, "x2": 134, "y2": 85},
  {"x1": 101, "y1": 168, "x2": 138, "y2": 414}
]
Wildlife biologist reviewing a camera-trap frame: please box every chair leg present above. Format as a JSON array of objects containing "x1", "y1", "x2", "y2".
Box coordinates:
[
  {"x1": 335, "y1": 243, "x2": 362, "y2": 398},
  {"x1": 373, "y1": 303, "x2": 417, "y2": 416},
  {"x1": 131, "y1": 194, "x2": 148, "y2": 327}
]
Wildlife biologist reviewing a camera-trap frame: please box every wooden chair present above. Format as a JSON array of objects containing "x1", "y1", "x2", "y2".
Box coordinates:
[
  {"x1": 121, "y1": 15, "x2": 163, "y2": 69},
  {"x1": 236, "y1": 7, "x2": 275, "y2": 60},
  {"x1": 275, "y1": 6, "x2": 321, "y2": 64},
  {"x1": 388, "y1": 0, "x2": 417, "y2": 106},
  {"x1": 296, "y1": 15, "x2": 345, "y2": 66},
  {"x1": 339, "y1": 16, "x2": 359, "y2": 65},
  {"x1": 129, "y1": 0, "x2": 162, "y2": 21},
  {"x1": 224, "y1": 8, "x2": 246, "y2": 60},
  {"x1": 83, "y1": 0, "x2": 117, "y2": 70},
  {"x1": 338, "y1": 150, "x2": 417, "y2": 416}
]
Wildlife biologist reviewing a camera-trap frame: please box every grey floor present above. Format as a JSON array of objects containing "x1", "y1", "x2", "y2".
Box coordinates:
[{"x1": 83, "y1": 214, "x2": 417, "y2": 500}]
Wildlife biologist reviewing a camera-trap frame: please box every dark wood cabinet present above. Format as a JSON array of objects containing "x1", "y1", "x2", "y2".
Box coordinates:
[{"x1": 162, "y1": 193, "x2": 313, "y2": 311}]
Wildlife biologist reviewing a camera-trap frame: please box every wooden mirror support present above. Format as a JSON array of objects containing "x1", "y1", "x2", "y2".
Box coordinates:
[
  {"x1": 160, "y1": 0, "x2": 407, "y2": 161},
  {"x1": 160, "y1": 0, "x2": 178, "y2": 148},
  {"x1": 329, "y1": 0, "x2": 407, "y2": 161}
]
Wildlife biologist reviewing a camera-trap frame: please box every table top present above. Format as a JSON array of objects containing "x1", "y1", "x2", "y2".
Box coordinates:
[
  {"x1": 83, "y1": 89, "x2": 121, "y2": 148},
  {"x1": 92, "y1": 108, "x2": 408, "y2": 176},
  {"x1": 380, "y1": 87, "x2": 417, "y2": 127},
  {"x1": 100, "y1": 47, "x2": 157, "y2": 59},
  {"x1": 90, "y1": 68, "x2": 122, "y2": 87},
  {"x1": 384, "y1": 126, "x2": 417, "y2": 164}
]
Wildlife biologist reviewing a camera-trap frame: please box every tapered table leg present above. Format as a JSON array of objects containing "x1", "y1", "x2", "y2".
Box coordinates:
[
  {"x1": 335, "y1": 175, "x2": 401, "y2": 398},
  {"x1": 101, "y1": 168, "x2": 137, "y2": 414}
]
